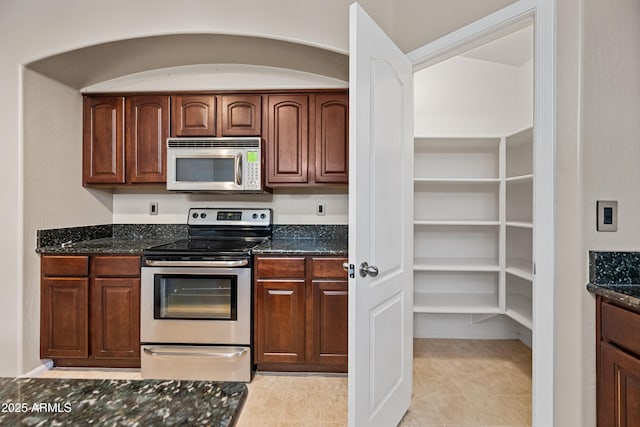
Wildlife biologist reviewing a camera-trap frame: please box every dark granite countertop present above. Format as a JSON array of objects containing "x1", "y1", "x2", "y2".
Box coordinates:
[
  {"x1": 587, "y1": 251, "x2": 640, "y2": 309},
  {"x1": 253, "y1": 238, "x2": 348, "y2": 256},
  {"x1": 0, "y1": 377, "x2": 246, "y2": 426},
  {"x1": 36, "y1": 237, "x2": 176, "y2": 255}
]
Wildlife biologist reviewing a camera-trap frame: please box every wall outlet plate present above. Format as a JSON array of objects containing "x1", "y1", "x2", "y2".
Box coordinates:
[
  {"x1": 149, "y1": 202, "x2": 159, "y2": 215},
  {"x1": 316, "y1": 203, "x2": 326, "y2": 216},
  {"x1": 597, "y1": 200, "x2": 617, "y2": 232}
]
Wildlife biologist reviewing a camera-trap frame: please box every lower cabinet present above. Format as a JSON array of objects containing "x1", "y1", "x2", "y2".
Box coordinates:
[
  {"x1": 40, "y1": 255, "x2": 141, "y2": 367},
  {"x1": 254, "y1": 256, "x2": 348, "y2": 372},
  {"x1": 597, "y1": 296, "x2": 640, "y2": 427}
]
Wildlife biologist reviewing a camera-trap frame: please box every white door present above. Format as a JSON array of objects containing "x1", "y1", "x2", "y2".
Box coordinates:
[{"x1": 348, "y1": 4, "x2": 414, "y2": 426}]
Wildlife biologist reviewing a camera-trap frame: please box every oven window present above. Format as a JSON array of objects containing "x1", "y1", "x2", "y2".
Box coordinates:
[
  {"x1": 154, "y1": 275, "x2": 237, "y2": 320},
  {"x1": 175, "y1": 158, "x2": 235, "y2": 182}
]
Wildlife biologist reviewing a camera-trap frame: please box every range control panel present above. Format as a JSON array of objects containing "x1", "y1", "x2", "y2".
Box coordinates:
[{"x1": 188, "y1": 208, "x2": 271, "y2": 227}]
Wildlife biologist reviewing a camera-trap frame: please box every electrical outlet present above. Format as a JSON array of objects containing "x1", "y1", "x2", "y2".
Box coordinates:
[
  {"x1": 597, "y1": 200, "x2": 617, "y2": 231},
  {"x1": 317, "y1": 203, "x2": 326, "y2": 216},
  {"x1": 149, "y1": 202, "x2": 159, "y2": 215}
]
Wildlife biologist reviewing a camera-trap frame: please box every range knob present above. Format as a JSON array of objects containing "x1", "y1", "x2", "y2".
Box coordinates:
[
  {"x1": 252, "y1": 213, "x2": 258, "y2": 219},
  {"x1": 200, "y1": 213, "x2": 207, "y2": 219},
  {"x1": 192, "y1": 212, "x2": 199, "y2": 219}
]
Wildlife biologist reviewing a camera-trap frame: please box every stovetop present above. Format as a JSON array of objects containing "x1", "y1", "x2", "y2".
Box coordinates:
[{"x1": 143, "y1": 208, "x2": 272, "y2": 260}]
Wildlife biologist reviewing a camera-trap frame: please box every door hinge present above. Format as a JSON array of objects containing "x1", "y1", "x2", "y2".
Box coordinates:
[{"x1": 348, "y1": 264, "x2": 355, "y2": 278}]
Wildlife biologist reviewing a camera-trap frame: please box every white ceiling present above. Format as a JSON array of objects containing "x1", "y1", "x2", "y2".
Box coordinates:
[{"x1": 461, "y1": 26, "x2": 533, "y2": 67}]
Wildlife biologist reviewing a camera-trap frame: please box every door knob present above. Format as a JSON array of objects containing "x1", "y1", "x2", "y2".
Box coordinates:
[{"x1": 359, "y1": 262, "x2": 379, "y2": 278}]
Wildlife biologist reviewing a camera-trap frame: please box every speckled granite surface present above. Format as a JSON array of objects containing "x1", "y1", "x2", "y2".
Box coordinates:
[
  {"x1": 36, "y1": 224, "x2": 187, "y2": 255},
  {"x1": 253, "y1": 238, "x2": 348, "y2": 255},
  {"x1": 0, "y1": 378, "x2": 246, "y2": 426},
  {"x1": 587, "y1": 251, "x2": 640, "y2": 309},
  {"x1": 37, "y1": 224, "x2": 348, "y2": 256},
  {"x1": 254, "y1": 224, "x2": 348, "y2": 255}
]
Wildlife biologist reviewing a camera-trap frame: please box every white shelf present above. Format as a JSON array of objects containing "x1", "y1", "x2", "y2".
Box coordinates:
[
  {"x1": 505, "y1": 174, "x2": 533, "y2": 183},
  {"x1": 505, "y1": 294, "x2": 533, "y2": 330},
  {"x1": 414, "y1": 292, "x2": 499, "y2": 314},
  {"x1": 414, "y1": 257, "x2": 499, "y2": 272},
  {"x1": 506, "y1": 221, "x2": 533, "y2": 229},
  {"x1": 414, "y1": 178, "x2": 500, "y2": 184},
  {"x1": 506, "y1": 267, "x2": 533, "y2": 282},
  {"x1": 414, "y1": 220, "x2": 500, "y2": 226}
]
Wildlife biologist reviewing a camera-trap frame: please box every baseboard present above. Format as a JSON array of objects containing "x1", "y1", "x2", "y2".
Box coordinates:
[
  {"x1": 20, "y1": 359, "x2": 53, "y2": 378},
  {"x1": 517, "y1": 324, "x2": 533, "y2": 348},
  {"x1": 413, "y1": 313, "x2": 521, "y2": 339}
]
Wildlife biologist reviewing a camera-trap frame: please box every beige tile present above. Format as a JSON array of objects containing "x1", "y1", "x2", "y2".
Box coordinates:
[
  {"x1": 281, "y1": 391, "x2": 324, "y2": 422},
  {"x1": 278, "y1": 421, "x2": 322, "y2": 427},
  {"x1": 430, "y1": 395, "x2": 483, "y2": 425},
  {"x1": 466, "y1": 394, "x2": 528, "y2": 426},
  {"x1": 235, "y1": 419, "x2": 279, "y2": 427},
  {"x1": 239, "y1": 391, "x2": 287, "y2": 421},
  {"x1": 319, "y1": 393, "x2": 348, "y2": 423},
  {"x1": 413, "y1": 370, "x2": 464, "y2": 397},
  {"x1": 399, "y1": 401, "x2": 442, "y2": 426},
  {"x1": 502, "y1": 395, "x2": 533, "y2": 426}
]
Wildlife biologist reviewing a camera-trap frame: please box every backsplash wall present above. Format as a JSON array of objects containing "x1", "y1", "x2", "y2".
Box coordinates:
[{"x1": 112, "y1": 188, "x2": 348, "y2": 224}]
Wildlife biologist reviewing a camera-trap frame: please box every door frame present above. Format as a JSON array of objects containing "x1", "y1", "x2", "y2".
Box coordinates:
[{"x1": 407, "y1": 1, "x2": 555, "y2": 426}]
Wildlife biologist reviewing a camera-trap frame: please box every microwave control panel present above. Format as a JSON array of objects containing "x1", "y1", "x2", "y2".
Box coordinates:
[{"x1": 244, "y1": 150, "x2": 261, "y2": 190}]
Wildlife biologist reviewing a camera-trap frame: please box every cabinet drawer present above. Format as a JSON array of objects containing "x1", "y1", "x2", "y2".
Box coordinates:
[
  {"x1": 255, "y1": 257, "x2": 305, "y2": 278},
  {"x1": 310, "y1": 257, "x2": 348, "y2": 279},
  {"x1": 93, "y1": 256, "x2": 141, "y2": 277},
  {"x1": 601, "y1": 301, "x2": 640, "y2": 356},
  {"x1": 42, "y1": 256, "x2": 89, "y2": 277}
]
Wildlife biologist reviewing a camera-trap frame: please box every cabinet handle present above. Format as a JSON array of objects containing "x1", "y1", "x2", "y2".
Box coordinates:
[{"x1": 268, "y1": 290, "x2": 294, "y2": 295}]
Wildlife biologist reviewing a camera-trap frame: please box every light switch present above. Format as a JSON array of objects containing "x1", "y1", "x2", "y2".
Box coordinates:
[{"x1": 597, "y1": 201, "x2": 617, "y2": 232}]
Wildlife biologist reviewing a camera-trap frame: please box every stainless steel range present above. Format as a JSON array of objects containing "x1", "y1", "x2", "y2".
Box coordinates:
[{"x1": 140, "y1": 208, "x2": 271, "y2": 382}]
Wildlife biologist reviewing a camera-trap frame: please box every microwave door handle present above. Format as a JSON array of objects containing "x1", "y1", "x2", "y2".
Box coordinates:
[{"x1": 235, "y1": 153, "x2": 242, "y2": 186}]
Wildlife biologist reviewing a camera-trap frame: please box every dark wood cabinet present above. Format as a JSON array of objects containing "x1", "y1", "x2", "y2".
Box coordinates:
[
  {"x1": 40, "y1": 276, "x2": 89, "y2": 359},
  {"x1": 83, "y1": 96, "x2": 125, "y2": 185},
  {"x1": 254, "y1": 255, "x2": 348, "y2": 372},
  {"x1": 309, "y1": 257, "x2": 348, "y2": 367},
  {"x1": 125, "y1": 96, "x2": 169, "y2": 183},
  {"x1": 266, "y1": 95, "x2": 309, "y2": 184},
  {"x1": 597, "y1": 296, "x2": 640, "y2": 426},
  {"x1": 40, "y1": 255, "x2": 141, "y2": 367},
  {"x1": 83, "y1": 95, "x2": 168, "y2": 186},
  {"x1": 264, "y1": 91, "x2": 349, "y2": 187},
  {"x1": 171, "y1": 95, "x2": 216, "y2": 136},
  {"x1": 221, "y1": 95, "x2": 262, "y2": 136},
  {"x1": 314, "y1": 94, "x2": 349, "y2": 183}
]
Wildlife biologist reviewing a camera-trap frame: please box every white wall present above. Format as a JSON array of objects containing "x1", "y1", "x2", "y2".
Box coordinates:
[
  {"x1": 22, "y1": 69, "x2": 113, "y2": 372},
  {"x1": 414, "y1": 55, "x2": 532, "y2": 137}
]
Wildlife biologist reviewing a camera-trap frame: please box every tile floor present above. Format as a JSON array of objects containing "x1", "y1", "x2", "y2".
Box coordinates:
[{"x1": 36, "y1": 339, "x2": 532, "y2": 427}]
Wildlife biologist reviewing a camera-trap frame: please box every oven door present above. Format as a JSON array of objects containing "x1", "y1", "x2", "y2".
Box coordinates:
[
  {"x1": 167, "y1": 148, "x2": 244, "y2": 191},
  {"x1": 140, "y1": 266, "x2": 251, "y2": 345}
]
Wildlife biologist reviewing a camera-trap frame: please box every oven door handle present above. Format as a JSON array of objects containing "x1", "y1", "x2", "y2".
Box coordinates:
[
  {"x1": 144, "y1": 259, "x2": 248, "y2": 268},
  {"x1": 143, "y1": 347, "x2": 248, "y2": 359}
]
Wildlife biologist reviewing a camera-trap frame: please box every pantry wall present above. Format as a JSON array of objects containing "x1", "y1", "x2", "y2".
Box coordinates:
[{"x1": 412, "y1": 25, "x2": 534, "y2": 346}]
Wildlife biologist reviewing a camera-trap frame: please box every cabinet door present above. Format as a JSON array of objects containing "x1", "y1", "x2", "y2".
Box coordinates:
[
  {"x1": 599, "y1": 342, "x2": 640, "y2": 427},
  {"x1": 266, "y1": 95, "x2": 309, "y2": 184},
  {"x1": 171, "y1": 95, "x2": 216, "y2": 136},
  {"x1": 221, "y1": 95, "x2": 262, "y2": 136},
  {"x1": 314, "y1": 94, "x2": 349, "y2": 183},
  {"x1": 310, "y1": 280, "x2": 348, "y2": 369},
  {"x1": 125, "y1": 96, "x2": 169, "y2": 183},
  {"x1": 83, "y1": 96, "x2": 125, "y2": 185},
  {"x1": 255, "y1": 280, "x2": 306, "y2": 363},
  {"x1": 91, "y1": 277, "x2": 141, "y2": 359},
  {"x1": 40, "y1": 278, "x2": 89, "y2": 359}
]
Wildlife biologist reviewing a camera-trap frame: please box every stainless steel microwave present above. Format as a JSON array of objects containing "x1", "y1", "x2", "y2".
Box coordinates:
[{"x1": 166, "y1": 137, "x2": 262, "y2": 192}]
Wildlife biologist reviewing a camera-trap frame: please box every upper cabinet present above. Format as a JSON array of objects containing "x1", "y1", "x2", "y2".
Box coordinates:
[
  {"x1": 314, "y1": 94, "x2": 348, "y2": 184},
  {"x1": 83, "y1": 95, "x2": 169, "y2": 186},
  {"x1": 83, "y1": 96, "x2": 125, "y2": 185},
  {"x1": 82, "y1": 90, "x2": 347, "y2": 188},
  {"x1": 265, "y1": 91, "x2": 349, "y2": 187},
  {"x1": 171, "y1": 95, "x2": 216, "y2": 137},
  {"x1": 125, "y1": 96, "x2": 169, "y2": 183},
  {"x1": 266, "y1": 94, "x2": 310, "y2": 184},
  {"x1": 220, "y1": 95, "x2": 262, "y2": 136}
]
